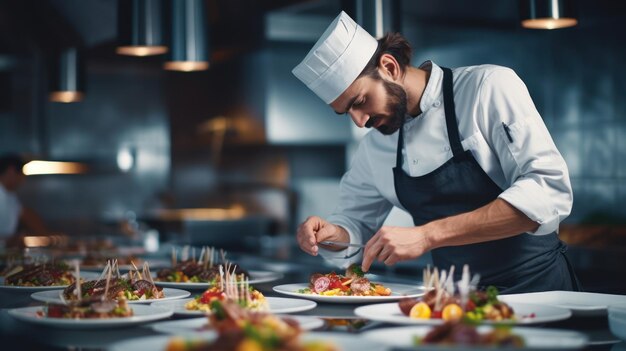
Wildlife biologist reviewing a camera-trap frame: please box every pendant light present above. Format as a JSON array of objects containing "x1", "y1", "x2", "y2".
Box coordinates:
[
  {"x1": 49, "y1": 47, "x2": 84, "y2": 103},
  {"x1": 116, "y1": 0, "x2": 168, "y2": 56},
  {"x1": 521, "y1": 0, "x2": 578, "y2": 29},
  {"x1": 164, "y1": 0, "x2": 209, "y2": 71}
]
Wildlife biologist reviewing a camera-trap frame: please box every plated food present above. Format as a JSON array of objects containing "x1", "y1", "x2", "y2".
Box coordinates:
[
  {"x1": 166, "y1": 299, "x2": 337, "y2": 351},
  {"x1": 354, "y1": 265, "x2": 572, "y2": 325},
  {"x1": 184, "y1": 263, "x2": 268, "y2": 313},
  {"x1": 273, "y1": 264, "x2": 426, "y2": 303},
  {"x1": 301, "y1": 264, "x2": 391, "y2": 297},
  {"x1": 39, "y1": 296, "x2": 133, "y2": 319},
  {"x1": 156, "y1": 246, "x2": 248, "y2": 284},
  {"x1": 399, "y1": 265, "x2": 516, "y2": 322},
  {"x1": 3, "y1": 262, "x2": 76, "y2": 287},
  {"x1": 64, "y1": 260, "x2": 164, "y2": 302}
]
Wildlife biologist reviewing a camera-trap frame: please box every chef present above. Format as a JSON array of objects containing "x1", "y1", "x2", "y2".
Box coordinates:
[{"x1": 292, "y1": 11, "x2": 579, "y2": 293}]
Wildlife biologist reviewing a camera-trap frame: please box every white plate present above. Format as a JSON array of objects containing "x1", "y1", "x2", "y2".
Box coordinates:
[
  {"x1": 0, "y1": 272, "x2": 100, "y2": 292},
  {"x1": 499, "y1": 291, "x2": 626, "y2": 317},
  {"x1": 150, "y1": 296, "x2": 317, "y2": 315},
  {"x1": 354, "y1": 302, "x2": 571, "y2": 325},
  {"x1": 272, "y1": 283, "x2": 426, "y2": 303},
  {"x1": 108, "y1": 331, "x2": 388, "y2": 351},
  {"x1": 8, "y1": 305, "x2": 173, "y2": 329},
  {"x1": 362, "y1": 325, "x2": 588, "y2": 349},
  {"x1": 30, "y1": 287, "x2": 191, "y2": 304},
  {"x1": 150, "y1": 315, "x2": 324, "y2": 335},
  {"x1": 154, "y1": 270, "x2": 283, "y2": 289}
]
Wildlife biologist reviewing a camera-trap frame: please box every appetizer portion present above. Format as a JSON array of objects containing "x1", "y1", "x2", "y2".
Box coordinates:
[
  {"x1": 415, "y1": 322, "x2": 524, "y2": 347},
  {"x1": 156, "y1": 246, "x2": 249, "y2": 284},
  {"x1": 399, "y1": 265, "x2": 516, "y2": 322},
  {"x1": 4, "y1": 262, "x2": 76, "y2": 287},
  {"x1": 185, "y1": 263, "x2": 267, "y2": 313},
  {"x1": 39, "y1": 262, "x2": 134, "y2": 319},
  {"x1": 300, "y1": 264, "x2": 391, "y2": 297},
  {"x1": 63, "y1": 260, "x2": 164, "y2": 302},
  {"x1": 168, "y1": 298, "x2": 335, "y2": 351}
]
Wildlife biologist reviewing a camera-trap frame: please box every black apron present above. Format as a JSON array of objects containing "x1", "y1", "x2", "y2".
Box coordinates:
[{"x1": 392, "y1": 67, "x2": 580, "y2": 294}]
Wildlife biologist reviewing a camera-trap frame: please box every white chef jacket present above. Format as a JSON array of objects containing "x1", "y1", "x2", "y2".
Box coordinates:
[
  {"x1": 0, "y1": 183, "x2": 22, "y2": 237},
  {"x1": 321, "y1": 61, "x2": 573, "y2": 266}
]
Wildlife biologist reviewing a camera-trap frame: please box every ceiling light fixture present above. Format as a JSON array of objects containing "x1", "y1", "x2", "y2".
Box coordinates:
[
  {"x1": 22, "y1": 160, "x2": 88, "y2": 175},
  {"x1": 521, "y1": 0, "x2": 578, "y2": 29},
  {"x1": 164, "y1": 0, "x2": 209, "y2": 71},
  {"x1": 116, "y1": 0, "x2": 168, "y2": 56},
  {"x1": 48, "y1": 47, "x2": 84, "y2": 103}
]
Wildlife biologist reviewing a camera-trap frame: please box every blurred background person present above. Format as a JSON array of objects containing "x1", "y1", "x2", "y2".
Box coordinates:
[{"x1": 0, "y1": 153, "x2": 49, "y2": 246}]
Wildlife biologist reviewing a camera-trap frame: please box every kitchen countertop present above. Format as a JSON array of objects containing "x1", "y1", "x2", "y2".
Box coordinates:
[
  {"x1": 0, "y1": 279, "x2": 623, "y2": 350},
  {"x1": 0, "y1": 248, "x2": 624, "y2": 350}
]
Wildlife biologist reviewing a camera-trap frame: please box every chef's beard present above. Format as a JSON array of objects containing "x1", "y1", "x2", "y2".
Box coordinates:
[{"x1": 365, "y1": 79, "x2": 407, "y2": 135}]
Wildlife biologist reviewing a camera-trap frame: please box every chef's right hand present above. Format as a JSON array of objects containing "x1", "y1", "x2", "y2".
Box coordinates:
[{"x1": 296, "y1": 216, "x2": 348, "y2": 256}]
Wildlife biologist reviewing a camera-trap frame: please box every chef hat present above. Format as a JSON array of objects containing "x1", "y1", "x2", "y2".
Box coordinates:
[{"x1": 292, "y1": 11, "x2": 378, "y2": 104}]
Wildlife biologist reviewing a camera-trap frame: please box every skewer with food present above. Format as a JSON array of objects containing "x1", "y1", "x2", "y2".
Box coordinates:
[
  {"x1": 398, "y1": 265, "x2": 516, "y2": 322},
  {"x1": 63, "y1": 260, "x2": 164, "y2": 302},
  {"x1": 38, "y1": 262, "x2": 133, "y2": 319},
  {"x1": 184, "y1": 262, "x2": 267, "y2": 313},
  {"x1": 300, "y1": 264, "x2": 391, "y2": 297},
  {"x1": 156, "y1": 246, "x2": 249, "y2": 284}
]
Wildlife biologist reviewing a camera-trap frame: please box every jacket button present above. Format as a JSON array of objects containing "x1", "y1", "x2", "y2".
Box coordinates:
[{"x1": 433, "y1": 101, "x2": 441, "y2": 107}]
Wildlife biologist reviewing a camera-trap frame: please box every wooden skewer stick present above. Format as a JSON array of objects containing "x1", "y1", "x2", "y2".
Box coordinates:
[
  {"x1": 171, "y1": 247, "x2": 177, "y2": 267},
  {"x1": 75, "y1": 261, "x2": 82, "y2": 303}
]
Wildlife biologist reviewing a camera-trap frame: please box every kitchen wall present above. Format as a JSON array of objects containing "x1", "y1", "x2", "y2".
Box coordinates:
[{"x1": 1, "y1": 56, "x2": 170, "y2": 235}]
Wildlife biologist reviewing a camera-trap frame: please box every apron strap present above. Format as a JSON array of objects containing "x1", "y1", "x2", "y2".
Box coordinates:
[
  {"x1": 441, "y1": 67, "x2": 464, "y2": 158},
  {"x1": 395, "y1": 120, "x2": 404, "y2": 168}
]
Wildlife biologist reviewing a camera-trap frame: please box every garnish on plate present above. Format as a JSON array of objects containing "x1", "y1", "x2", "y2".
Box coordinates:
[
  {"x1": 185, "y1": 262, "x2": 267, "y2": 313},
  {"x1": 300, "y1": 264, "x2": 391, "y2": 297},
  {"x1": 156, "y1": 246, "x2": 249, "y2": 284},
  {"x1": 63, "y1": 260, "x2": 164, "y2": 302},
  {"x1": 399, "y1": 265, "x2": 517, "y2": 322},
  {"x1": 38, "y1": 261, "x2": 133, "y2": 319}
]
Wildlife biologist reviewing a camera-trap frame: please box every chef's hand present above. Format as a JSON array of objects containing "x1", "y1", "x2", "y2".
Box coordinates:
[
  {"x1": 297, "y1": 216, "x2": 349, "y2": 256},
  {"x1": 361, "y1": 226, "x2": 430, "y2": 272}
]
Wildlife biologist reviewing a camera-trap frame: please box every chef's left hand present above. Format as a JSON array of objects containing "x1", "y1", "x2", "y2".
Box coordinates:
[{"x1": 361, "y1": 226, "x2": 431, "y2": 272}]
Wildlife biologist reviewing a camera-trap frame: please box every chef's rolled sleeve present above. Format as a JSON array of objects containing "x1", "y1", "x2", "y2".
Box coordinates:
[
  {"x1": 318, "y1": 138, "x2": 394, "y2": 267},
  {"x1": 479, "y1": 68, "x2": 573, "y2": 235}
]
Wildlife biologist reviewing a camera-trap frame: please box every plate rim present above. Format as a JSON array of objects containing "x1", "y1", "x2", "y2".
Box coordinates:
[
  {"x1": 150, "y1": 314, "x2": 324, "y2": 335},
  {"x1": 0, "y1": 272, "x2": 101, "y2": 291},
  {"x1": 360, "y1": 325, "x2": 588, "y2": 349},
  {"x1": 353, "y1": 301, "x2": 572, "y2": 325},
  {"x1": 499, "y1": 291, "x2": 626, "y2": 316},
  {"x1": 30, "y1": 287, "x2": 191, "y2": 304},
  {"x1": 153, "y1": 270, "x2": 284, "y2": 288},
  {"x1": 272, "y1": 282, "x2": 426, "y2": 303},
  {"x1": 150, "y1": 296, "x2": 318, "y2": 315},
  {"x1": 8, "y1": 304, "x2": 173, "y2": 329}
]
